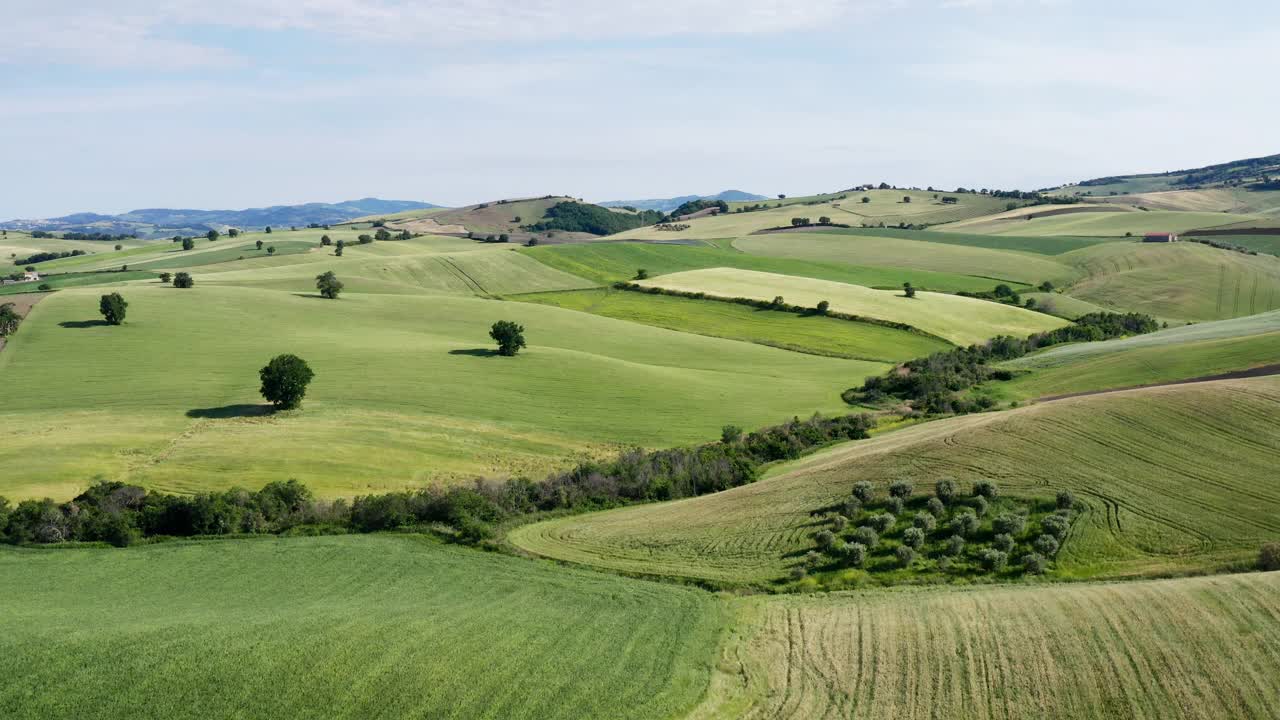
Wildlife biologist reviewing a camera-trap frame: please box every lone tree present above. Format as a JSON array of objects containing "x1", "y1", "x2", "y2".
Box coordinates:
[
  {"x1": 489, "y1": 320, "x2": 526, "y2": 356},
  {"x1": 99, "y1": 293, "x2": 128, "y2": 325},
  {"x1": 256, "y1": 240, "x2": 264, "y2": 250},
  {"x1": 267, "y1": 246, "x2": 276, "y2": 255},
  {"x1": 815, "y1": 300, "x2": 830, "y2": 315},
  {"x1": 635, "y1": 269, "x2": 649, "y2": 280},
  {"x1": 320, "y1": 235, "x2": 332, "y2": 246},
  {"x1": 375, "y1": 228, "x2": 392, "y2": 241},
  {"x1": 335, "y1": 240, "x2": 345, "y2": 257},
  {"x1": 0, "y1": 303, "x2": 21, "y2": 337},
  {"x1": 903, "y1": 282, "x2": 916, "y2": 298},
  {"x1": 206, "y1": 230, "x2": 219, "y2": 242},
  {"x1": 173, "y1": 272, "x2": 194, "y2": 288},
  {"x1": 182, "y1": 237, "x2": 195, "y2": 251},
  {"x1": 259, "y1": 354, "x2": 314, "y2": 410},
  {"x1": 265, "y1": 226, "x2": 273, "y2": 234},
  {"x1": 315, "y1": 271, "x2": 343, "y2": 299},
  {"x1": 228, "y1": 228, "x2": 240, "y2": 237},
  {"x1": 159, "y1": 272, "x2": 172, "y2": 284}
]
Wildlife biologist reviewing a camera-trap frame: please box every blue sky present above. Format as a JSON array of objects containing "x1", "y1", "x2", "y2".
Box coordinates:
[{"x1": 3, "y1": 0, "x2": 1277, "y2": 218}]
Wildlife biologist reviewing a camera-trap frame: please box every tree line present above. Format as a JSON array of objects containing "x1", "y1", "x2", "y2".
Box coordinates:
[
  {"x1": 524, "y1": 202, "x2": 663, "y2": 236},
  {"x1": 13, "y1": 250, "x2": 88, "y2": 266},
  {"x1": 852, "y1": 312, "x2": 1160, "y2": 414},
  {"x1": 0, "y1": 414, "x2": 873, "y2": 548}
]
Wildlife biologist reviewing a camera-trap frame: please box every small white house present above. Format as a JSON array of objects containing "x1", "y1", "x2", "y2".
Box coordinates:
[{"x1": 22, "y1": 270, "x2": 40, "y2": 282}]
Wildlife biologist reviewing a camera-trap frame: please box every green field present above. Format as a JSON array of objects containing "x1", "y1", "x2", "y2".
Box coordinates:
[
  {"x1": 0, "y1": 535, "x2": 723, "y2": 720},
  {"x1": 635, "y1": 268, "x2": 1066, "y2": 345},
  {"x1": 516, "y1": 288, "x2": 950, "y2": 362},
  {"x1": 994, "y1": 310, "x2": 1280, "y2": 399},
  {"x1": 519, "y1": 241, "x2": 1003, "y2": 292},
  {"x1": 1021, "y1": 291, "x2": 1108, "y2": 319},
  {"x1": 509, "y1": 377, "x2": 1280, "y2": 584},
  {"x1": 801, "y1": 227, "x2": 1115, "y2": 255},
  {"x1": 0, "y1": 284, "x2": 868, "y2": 500},
  {"x1": 608, "y1": 190, "x2": 1019, "y2": 241},
  {"x1": 1187, "y1": 234, "x2": 1280, "y2": 256},
  {"x1": 955, "y1": 209, "x2": 1261, "y2": 238},
  {"x1": 732, "y1": 232, "x2": 1077, "y2": 286},
  {"x1": 0, "y1": 271, "x2": 157, "y2": 296},
  {"x1": 1061, "y1": 241, "x2": 1280, "y2": 321},
  {"x1": 698, "y1": 572, "x2": 1280, "y2": 719}
]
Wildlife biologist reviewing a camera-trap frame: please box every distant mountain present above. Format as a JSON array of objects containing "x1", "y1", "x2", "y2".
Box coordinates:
[
  {"x1": 0, "y1": 198, "x2": 441, "y2": 237},
  {"x1": 599, "y1": 190, "x2": 767, "y2": 213}
]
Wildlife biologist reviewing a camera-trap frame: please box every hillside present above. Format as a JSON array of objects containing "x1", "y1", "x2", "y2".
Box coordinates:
[
  {"x1": 699, "y1": 572, "x2": 1280, "y2": 719},
  {"x1": 510, "y1": 376, "x2": 1280, "y2": 584},
  {"x1": 1053, "y1": 152, "x2": 1280, "y2": 196},
  {"x1": 0, "y1": 199, "x2": 438, "y2": 238},
  {"x1": 0, "y1": 535, "x2": 723, "y2": 720}
]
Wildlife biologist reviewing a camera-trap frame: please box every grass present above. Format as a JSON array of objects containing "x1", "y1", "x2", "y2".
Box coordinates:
[
  {"x1": 198, "y1": 245, "x2": 596, "y2": 297},
  {"x1": 128, "y1": 241, "x2": 314, "y2": 270},
  {"x1": 519, "y1": 241, "x2": 1004, "y2": 292},
  {"x1": 0, "y1": 284, "x2": 869, "y2": 500},
  {"x1": 732, "y1": 232, "x2": 1077, "y2": 286},
  {"x1": 634, "y1": 268, "x2": 1067, "y2": 345},
  {"x1": 696, "y1": 572, "x2": 1280, "y2": 719},
  {"x1": 515, "y1": 288, "x2": 950, "y2": 362},
  {"x1": 992, "y1": 310, "x2": 1280, "y2": 399},
  {"x1": 1186, "y1": 234, "x2": 1280, "y2": 256},
  {"x1": 0, "y1": 534, "x2": 724, "y2": 720},
  {"x1": 804, "y1": 226, "x2": 1115, "y2": 255},
  {"x1": 607, "y1": 191, "x2": 1020, "y2": 242},
  {"x1": 1061, "y1": 241, "x2": 1280, "y2": 321},
  {"x1": 509, "y1": 376, "x2": 1280, "y2": 584},
  {"x1": 960, "y1": 209, "x2": 1263, "y2": 237},
  {"x1": 1021, "y1": 291, "x2": 1108, "y2": 319}
]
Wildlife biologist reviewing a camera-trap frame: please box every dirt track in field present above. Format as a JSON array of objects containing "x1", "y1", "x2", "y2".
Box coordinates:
[{"x1": 0, "y1": 292, "x2": 47, "y2": 354}]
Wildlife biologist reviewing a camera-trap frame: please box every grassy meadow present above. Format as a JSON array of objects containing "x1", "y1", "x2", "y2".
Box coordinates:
[
  {"x1": 0, "y1": 535, "x2": 724, "y2": 720},
  {"x1": 1061, "y1": 241, "x2": 1280, "y2": 321},
  {"x1": 516, "y1": 288, "x2": 949, "y2": 362},
  {"x1": 0, "y1": 283, "x2": 869, "y2": 500},
  {"x1": 519, "y1": 240, "x2": 1004, "y2": 292},
  {"x1": 696, "y1": 572, "x2": 1280, "y2": 720},
  {"x1": 951, "y1": 208, "x2": 1261, "y2": 237},
  {"x1": 635, "y1": 268, "x2": 1066, "y2": 345},
  {"x1": 993, "y1": 310, "x2": 1280, "y2": 399},
  {"x1": 732, "y1": 232, "x2": 1077, "y2": 286},
  {"x1": 510, "y1": 377, "x2": 1280, "y2": 585}
]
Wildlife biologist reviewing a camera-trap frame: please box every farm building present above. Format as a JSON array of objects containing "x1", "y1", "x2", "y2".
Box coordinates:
[
  {"x1": 1143, "y1": 232, "x2": 1178, "y2": 242},
  {"x1": 22, "y1": 270, "x2": 40, "y2": 281}
]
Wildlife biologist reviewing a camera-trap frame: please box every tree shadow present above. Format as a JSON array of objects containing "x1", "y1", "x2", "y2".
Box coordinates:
[
  {"x1": 291, "y1": 293, "x2": 330, "y2": 300},
  {"x1": 448, "y1": 348, "x2": 499, "y2": 357},
  {"x1": 186, "y1": 404, "x2": 274, "y2": 419},
  {"x1": 59, "y1": 320, "x2": 110, "y2": 328}
]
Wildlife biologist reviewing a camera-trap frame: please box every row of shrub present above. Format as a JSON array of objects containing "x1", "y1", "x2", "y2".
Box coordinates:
[
  {"x1": 0, "y1": 414, "x2": 873, "y2": 548},
  {"x1": 612, "y1": 281, "x2": 940, "y2": 337},
  {"x1": 851, "y1": 312, "x2": 1160, "y2": 414},
  {"x1": 1185, "y1": 237, "x2": 1263, "y2": 256},
  {"x1": 13, "y1": 249, "x2": 88, "y2": 266}
]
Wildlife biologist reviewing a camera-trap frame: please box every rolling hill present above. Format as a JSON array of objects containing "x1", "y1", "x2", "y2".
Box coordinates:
[
  {"x1": 0, "y1": 535, "x2": 723, "y2": 720},
  {"x1": 599, "y1": 190, "x2": 767, "y2": 212},
  {"x1": 510, "y1": 376, "x2": 1280, "y2": 585},
  {"x1": 634, "y1": 268, "x2": 1067, "y2": 345}
]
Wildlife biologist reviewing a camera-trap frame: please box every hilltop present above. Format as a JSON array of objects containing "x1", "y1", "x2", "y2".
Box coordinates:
[
  {"x1": 599, "y1": 190, "x2": 768, "y2": 213},
  {"x1": 1054, "y1": 152, "x2": 1280, "y2": 196}
]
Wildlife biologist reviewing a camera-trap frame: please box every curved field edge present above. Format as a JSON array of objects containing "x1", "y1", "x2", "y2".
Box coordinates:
[
  {"x1": 509, "y1": 377, "x2": 1280, "y2": 585},
  {"x1": 0, "y1": 534, "x2": 726, "y2": 720},
  {"x1": 691, "y1": 572, "x2": 1280, "y2": 720}
]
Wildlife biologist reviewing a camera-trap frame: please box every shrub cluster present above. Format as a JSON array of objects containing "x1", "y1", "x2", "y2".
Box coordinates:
[
  {"x1": 524, "y1": 202, "x2": 663, "y2": 236},
  {"x1": 852, "y1": 312, "x2": 1159, "y2": 413},
  {"x1": 13, "y1": 250, "x2": 88, "y2": 266},
  {"x1": 797, "y1": 478, "x2": 1077, "y2": 582},
  {"x1": 2, "y1": 413, "x2": 874, "y2": 548}
]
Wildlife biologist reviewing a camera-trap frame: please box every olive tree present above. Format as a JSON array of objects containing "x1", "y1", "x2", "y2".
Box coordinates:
[
  {"x1": 895, "y1": 545, "x2": 916, "y2": 568},
  {"x1": 992, "y1": 513, "x2": 1026, "y2": 536},
  {"x1": 934, "y1": 479, "x2": 957, "y2": 503},
  {"x1": 992, "y1": 533, "x2": 1015, "y2": 552},
  {"x1": 979, "y1": 548, "x2": 1008, "y2": 572},
  {"x1": 972, "y1": 480, "x2": 1000, "y2": 500},
  {"x1": 1033, "y1": 534, "x2": 1060, "y2": 556},
  {"x1": 843, "y1": 542, "x2": 868, "y2": 567},
  {"x1": 888, "y1": 480, "x2": 913, "y2": 499},
  {"x1": 852, "y1": 526, "x2": 879, "y2": 548},
  {"x1": 950, "y1": 509, "x2": 979, "y2": 537},
  {"x1": 902, "y1": 527, "x2": 925, "y2": 549},
  {"x1": 912, "y1": 511, "x2": 937, "y2": 532},
  {"x1": 852, "y1": 481, "x2": 875, "y2": 503}
]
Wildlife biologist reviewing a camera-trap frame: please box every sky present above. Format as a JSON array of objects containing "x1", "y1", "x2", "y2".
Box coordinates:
[{"x1": 3, "y1": 0, "x2": 1278, "y2": 218}]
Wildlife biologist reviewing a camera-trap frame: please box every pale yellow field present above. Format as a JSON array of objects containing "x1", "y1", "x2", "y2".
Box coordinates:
[
  {"x1": 635, "y1": 268, "x2": 1066, "y2": 345},
  {"x1": 694, "y1": 572, "x2": 1280, "y2": 720}
]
